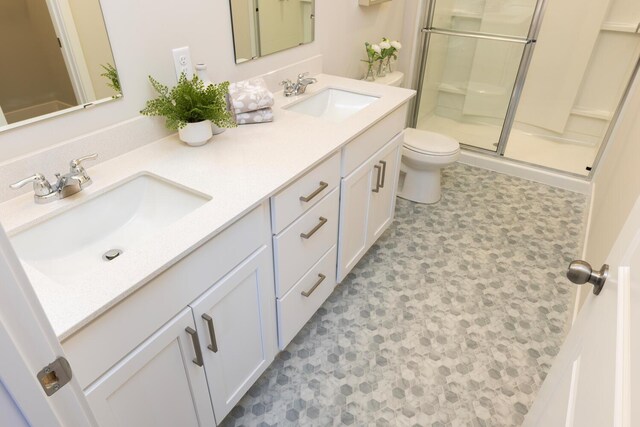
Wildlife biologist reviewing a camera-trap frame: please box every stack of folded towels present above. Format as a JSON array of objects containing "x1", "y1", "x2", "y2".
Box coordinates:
[{"x1": 228, "y1": 78, "x2": 274, "y2": 125}]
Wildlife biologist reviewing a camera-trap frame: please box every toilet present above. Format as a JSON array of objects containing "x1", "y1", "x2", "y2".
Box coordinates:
[
  {"x1": 370, "y1": 71, "x2": 461, "y2": 204},
  {"x1": 399, "y1": 128, "x2": 460, "y2": 204}
]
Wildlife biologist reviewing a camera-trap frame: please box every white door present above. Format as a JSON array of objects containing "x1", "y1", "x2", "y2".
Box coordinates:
[
  {"x1": 524, "y1": 198, "x2": 640, "y2": 426},
  {"x1": 190, "y1": 246, "x2": 277, "y2": 424},
  {"x1": 337, "y1": 160, "x2": 374, "y2": 282},
  {"x1": 0, "y1": 224, "x2": 96, "y2": 426},
  {"x1": 85, "y1": 308, "x2": 216, "y2": 427},
  {"x1": 368, "y1": 140, "x2": 402, "y2": 243},
  {"x1": 43, "y1": 0, "x2": 95, "y2": 103}
]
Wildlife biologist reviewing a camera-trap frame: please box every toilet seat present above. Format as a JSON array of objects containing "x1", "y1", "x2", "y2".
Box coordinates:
[{"x1": 403, "y1": 128, "x2": 459, "y2": 156}]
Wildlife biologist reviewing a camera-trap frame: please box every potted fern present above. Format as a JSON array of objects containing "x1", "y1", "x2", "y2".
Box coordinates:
[{"x1": 141, "y1": 74, "x2": 236, "y2": 146}]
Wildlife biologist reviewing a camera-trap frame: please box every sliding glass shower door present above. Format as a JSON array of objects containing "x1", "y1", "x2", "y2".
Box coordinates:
[{"x1": 414, "y1": 0, "x2": 542, "y2": 152}]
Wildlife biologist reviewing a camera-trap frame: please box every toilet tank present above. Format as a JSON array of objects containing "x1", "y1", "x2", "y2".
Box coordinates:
[{"x1": 374, "y1": 71, "x2": 404, "y2": 87}]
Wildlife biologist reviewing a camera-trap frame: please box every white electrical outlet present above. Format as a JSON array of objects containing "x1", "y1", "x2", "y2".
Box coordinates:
[{"x1": 171, "y1": 46, "x2": 193, "y2": 81}]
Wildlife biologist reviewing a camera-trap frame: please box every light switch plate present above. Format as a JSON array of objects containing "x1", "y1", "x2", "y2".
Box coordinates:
[{"x1": 172, "y1": 46, "x2": 193, "y2": 81}]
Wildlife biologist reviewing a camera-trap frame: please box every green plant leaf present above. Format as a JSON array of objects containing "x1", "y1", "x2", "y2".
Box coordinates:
[{"x1": 140, "y1": 73, "x2": 237, "y2": 131}]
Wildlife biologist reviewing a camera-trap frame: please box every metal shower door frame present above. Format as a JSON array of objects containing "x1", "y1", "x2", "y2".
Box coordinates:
[{"x1": 411, "y1": 0, "x2": 549, "y2": 156}]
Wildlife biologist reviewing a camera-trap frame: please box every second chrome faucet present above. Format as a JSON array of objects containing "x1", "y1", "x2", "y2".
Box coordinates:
[
  {"x1": 281, "y1": 72, "x2": 317, "y2": 97},
  {"x1": 10, "y1": 153, "x2": 98, "y2": 204}
]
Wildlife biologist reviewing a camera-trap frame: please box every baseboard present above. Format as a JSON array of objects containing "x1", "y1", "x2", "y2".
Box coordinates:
[{"x1": 458, "y1": 150, "x2": 592, "y2": 195}]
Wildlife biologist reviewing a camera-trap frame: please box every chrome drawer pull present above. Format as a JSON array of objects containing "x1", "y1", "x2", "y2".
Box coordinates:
[
  {"x1": 299, "y1": 181, "x2": 328, "y2": 202},
  {"x1": 185, "y1": 327, "x2": 204, "y2": 367},
  {"x1": 300, "y1": 216, "x2": 327, "y2": 239},
  {"x1": 372, "y1": 165, "x2": 382, "y2": 193},
  {"x1": 201, "y1": 314, "x2": 218, "y2": 353},
  {"x1": 301, "y1": 273, "x2": 326, "y2": 297},
  {"x1": 379, "y1": 160, "x2": 387, "y2": 188}
]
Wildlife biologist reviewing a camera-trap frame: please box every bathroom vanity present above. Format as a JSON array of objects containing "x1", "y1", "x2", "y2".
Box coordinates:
[{"x1": 0, "y1": 74, "x2": 414, "y2": 425}]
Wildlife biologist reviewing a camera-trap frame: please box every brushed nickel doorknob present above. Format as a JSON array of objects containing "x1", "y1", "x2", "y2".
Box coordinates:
[{"x1": 566, "y1": 260, "x2": 608, "y2": 295}]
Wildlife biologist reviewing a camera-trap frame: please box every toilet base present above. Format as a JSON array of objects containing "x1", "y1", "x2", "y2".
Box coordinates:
[{"x1": 398, "y1": 167, "x2": 442, "y2": 204}]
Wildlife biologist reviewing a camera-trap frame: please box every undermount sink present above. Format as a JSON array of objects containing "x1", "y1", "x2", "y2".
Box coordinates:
[
  {"x1": 285, "y1": 88, "x2": 379, "y2": 122},
  {"x1": 10, "y1": 173, "x2": 210, "y2": 284}
]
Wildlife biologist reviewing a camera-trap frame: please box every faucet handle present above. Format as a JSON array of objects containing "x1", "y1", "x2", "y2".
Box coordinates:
[
  {"x1": 297, "y1": 72, "x2": 309, "y2": 81},
  {"x1": 280, "y1": 79, "x2": 293, "y2": 87},
  {"x1": 70, "y1": 153, "x2": 98, "y2": 171},
  {"x1": 10, "y1": 173, "x2": 54, "y2": 196},
  {"x1": 10, "y1": 173, "x2": 47, "y2": 189}
]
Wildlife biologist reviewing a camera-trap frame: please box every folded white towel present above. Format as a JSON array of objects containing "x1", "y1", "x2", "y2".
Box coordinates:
[
  {"x1": 235, "y1": 107, "x2": 274, "y2": 125},
  {"x1": 228, "y1": 78, "x2": 274, "y2": 115}
]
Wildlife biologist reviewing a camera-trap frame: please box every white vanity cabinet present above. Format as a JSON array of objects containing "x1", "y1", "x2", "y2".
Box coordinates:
[
  {"x1": 338, "y1": 135, "x2": 402, "y2": 281},
  {"x1": 85, "y1": 308, "x2": 216, "y2": 427},
  {"x1": 337, "y1": 107, "x2": 406, "y2": 282},
  {"x1": 62, "y1": 203, "x2": 277, "y2": 427},
  {"x1": 189, "y1": 245, "x2": 276, "y2": 423},
  {"x1": 82, "y1": 246, "x2": 276, "y2": 427},
  {"x1": 271, "y1": 152, "x2": 341, "y2": 349}
]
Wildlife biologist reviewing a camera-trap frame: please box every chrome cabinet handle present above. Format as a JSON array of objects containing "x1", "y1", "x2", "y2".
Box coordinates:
[
  {"x1": 201, "y1": 314, "x2": 218, "y2": 353},
  {"x1": 301, "y1": 274, "x2": 326, "y2": 297},
  {"x1": 379, "y1": 160, "x2": 387, "y2": 188},
  {"x1": 299, "y1": 181, "x2": 329, "y2": 203},
  {"x1": 185, "y1": 327, "x2": 204, "y2": 367},
  {"x1": 372, "y1": 165, "x2": 382, "y2": 193},
  {"x1": 300, "y1": 217, "x2": 328, "y2": 239}
]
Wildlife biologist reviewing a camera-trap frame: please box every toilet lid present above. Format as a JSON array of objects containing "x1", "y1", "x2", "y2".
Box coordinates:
[{"x1": 404, "y1": 128, "x2": 460, "y2": 156}]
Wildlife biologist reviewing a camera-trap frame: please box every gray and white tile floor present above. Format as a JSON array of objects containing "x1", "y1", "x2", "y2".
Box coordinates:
[{"x1": 221, "y1": 163, "x2": 587, "y2": 427}]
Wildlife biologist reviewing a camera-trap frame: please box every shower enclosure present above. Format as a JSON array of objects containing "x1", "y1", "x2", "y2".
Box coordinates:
[{"x1": 412, "y1": 0, "x2": 640, "y2": 177}]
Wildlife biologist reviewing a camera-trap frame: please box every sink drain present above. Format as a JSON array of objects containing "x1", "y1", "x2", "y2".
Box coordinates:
[{"x1": 103, "y1": 248, "x2": 123, "y2": 261}]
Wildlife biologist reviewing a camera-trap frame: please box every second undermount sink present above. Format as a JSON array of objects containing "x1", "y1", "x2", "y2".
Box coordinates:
[
  {"x1": 285, "y1": 88, "x2": 379, "y2": 122},
  {"x1": 10, "y1": 173, "x2": 210, "y2": 284}
]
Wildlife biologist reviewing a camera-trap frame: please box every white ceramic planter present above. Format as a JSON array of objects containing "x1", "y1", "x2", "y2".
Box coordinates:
[
  {"x1": 178, "y1": 120, "x2": 213, "y2": 146},
  {"x1": 211, "y1": 123, "x2": 226, "y2": 135}
]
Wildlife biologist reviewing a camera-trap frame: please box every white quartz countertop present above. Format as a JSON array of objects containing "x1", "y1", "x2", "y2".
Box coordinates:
[{"x1": 0, "y1": 74, "x2": 415, "y2": 340}]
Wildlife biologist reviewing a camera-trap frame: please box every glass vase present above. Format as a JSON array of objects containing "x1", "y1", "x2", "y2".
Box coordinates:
[
  {"x1": 364, "y1": 61, "x2": 376, "y2": 81},
  {"x1": 384, "y1": 57, "x2": 393, "y2": 74},
  {"x1": 376, "y1": 59, "x2": 387, "y2": 78}
]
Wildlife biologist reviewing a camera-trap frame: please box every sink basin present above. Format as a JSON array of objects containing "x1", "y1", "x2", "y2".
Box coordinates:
[
  {"x1": 285, "y1": 88, "x2": 379, "y2": 122},
  {"x1": 10, "y1": 173, "x2": 210, "y2": 284}
]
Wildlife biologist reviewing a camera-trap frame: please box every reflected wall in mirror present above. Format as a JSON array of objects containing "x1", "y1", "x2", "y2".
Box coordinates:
[
  {"x1": 0, "y1": 0, "x2": 120, "y2": 130},
  {"x1": 229, "y1": 0, "x2": 315, "y2": 64}
]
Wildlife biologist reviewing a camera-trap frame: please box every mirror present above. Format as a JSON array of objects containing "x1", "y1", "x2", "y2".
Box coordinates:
[
  {"x1": 0, "y1": 0, "x2": 120, "y2": 131},
  {"x1": 229, "y1": 0, "x2": 315, "y2": 64}
]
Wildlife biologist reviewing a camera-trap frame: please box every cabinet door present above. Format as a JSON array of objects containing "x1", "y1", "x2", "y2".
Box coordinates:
[
  {"x1": 368, "y1": 142, "x2": 402, "y2": 243},
  {"x1": 337, "y1": 159, "x2": 375, "y2": 282},
  {"x1": 85, "y1": 308, "x2": 215, "y2": 427},
  {"x1": 190, "y1": 246, "x2": 277, "y2": 423}
]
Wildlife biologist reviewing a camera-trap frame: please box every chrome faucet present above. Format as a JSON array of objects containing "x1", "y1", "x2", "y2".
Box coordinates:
[
  {"x1": 280, "y1": 72, "x2": 317, "y2": 97},
  {"x1": 10, "y1": 154, "x2": 98, "y2": 204}
]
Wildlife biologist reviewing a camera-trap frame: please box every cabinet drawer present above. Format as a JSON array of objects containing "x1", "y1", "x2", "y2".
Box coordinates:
[
  {"x1": 273, "y1": 188, "x2": 339, "y2": 297},
  {"x1": 341, "y1": 103, "x2": 408, "y2": 177},
  {"x1": 277, "y1": 245, "x2": 337, "y2": 349},
  {"x1": 271, "y1": 152, "x2": 340, "y2": 234}
]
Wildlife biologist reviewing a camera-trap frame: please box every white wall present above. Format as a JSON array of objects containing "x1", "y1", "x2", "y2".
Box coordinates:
[
  {"x1": 574, "y1": 69, "x2": 640, "y2": 311},
  {"x1": 0, "y1": 0, "x2": 407, "y2": 164},
  {"x1": 586, "y1": 74, "x2": 640, "y2": 270}
]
